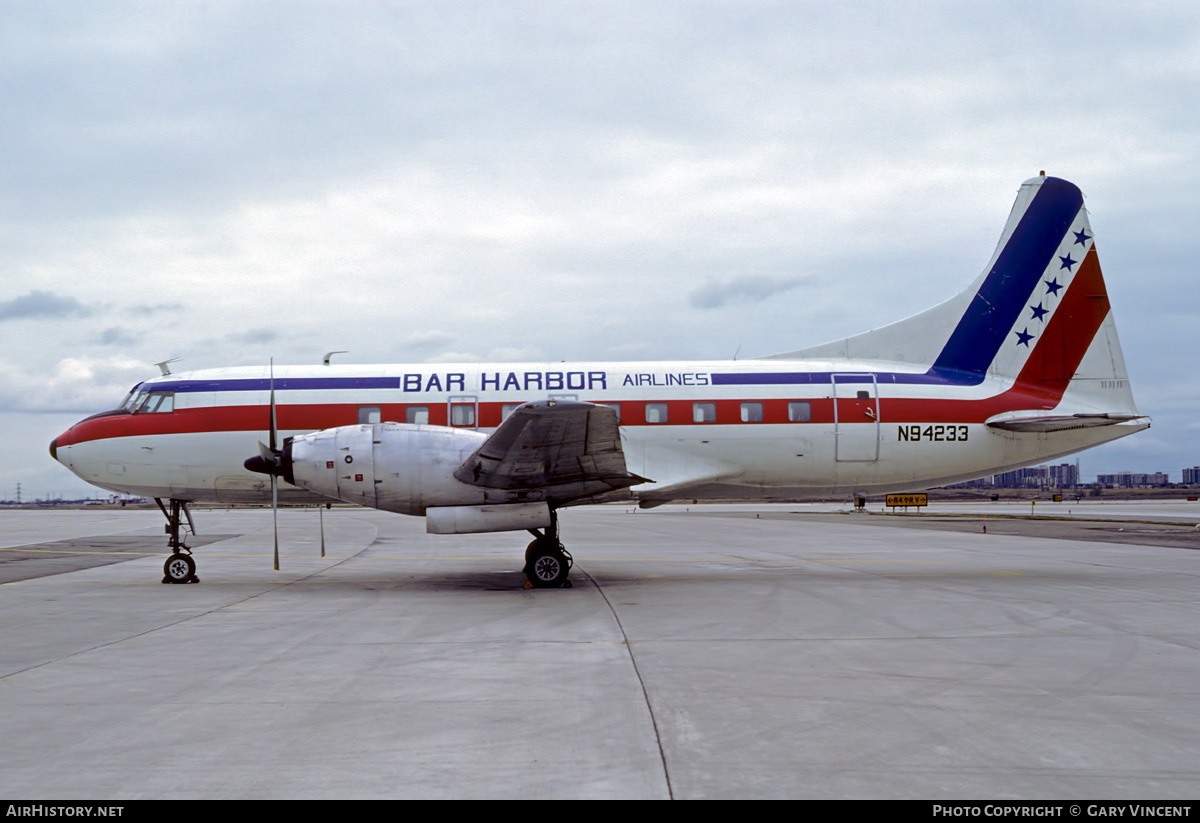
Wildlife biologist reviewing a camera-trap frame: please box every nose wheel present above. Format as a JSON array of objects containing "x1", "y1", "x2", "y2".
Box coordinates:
[{"x1": 163, "y1": 552, "x2": 197, "y2": 584}]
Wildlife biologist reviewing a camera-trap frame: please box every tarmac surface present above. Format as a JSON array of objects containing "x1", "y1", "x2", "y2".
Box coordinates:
[{"x1": 1, "y1": 501, "x2": 1198, "y2": 799}]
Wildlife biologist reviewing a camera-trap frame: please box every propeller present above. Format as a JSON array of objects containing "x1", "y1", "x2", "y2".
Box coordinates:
[
  {"x1": 242, "y1": 359, "x2": 289, "y2": 570},
  {"x1": 242, "y1": 361, "x2": 323, "y2": 565}
]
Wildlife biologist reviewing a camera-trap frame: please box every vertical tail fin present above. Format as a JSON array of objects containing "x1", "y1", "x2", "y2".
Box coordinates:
[
  {"x1": 764, "y1": 174, "x2": 1139, "y2": 414},
  {"x1": 930, "y1": 174, "x2": 1087, "y2": 383}
]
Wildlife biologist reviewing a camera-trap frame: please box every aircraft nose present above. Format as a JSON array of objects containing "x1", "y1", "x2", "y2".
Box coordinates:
[{"x1": 50, "y1": 425, "x2": 74, "y2": 465}]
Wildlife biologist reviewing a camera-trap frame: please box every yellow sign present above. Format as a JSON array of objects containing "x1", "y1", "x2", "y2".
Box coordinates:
[{"x1": 886, "y1": 493, "x2": 928, "y2": 507}]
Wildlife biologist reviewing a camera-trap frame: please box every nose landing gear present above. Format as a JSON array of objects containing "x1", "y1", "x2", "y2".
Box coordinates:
[{"x1": 156, "y1": 498, "x2": 199, "y2": 584}]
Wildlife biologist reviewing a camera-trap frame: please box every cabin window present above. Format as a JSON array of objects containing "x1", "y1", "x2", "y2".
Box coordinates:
[
  {"x1": 501, "y1": 403, "x2": 523, "y2": 420},
  {"x1": 788, "y1": 401, "x2": 811, "y2": 422},
  {"x1": 406, "y1": 406, "x2": 429, "y2": 425},
  {"x1": 598, "y1": 402, "x2": 621, "y2": 422},
  {"x1": 358, "y1": 406, "x2": 381, "y2": 424},
  {"x1": 645, "y1": 403, "x2": 668, "y2": 424},
  {"x1": 692, "y1": 402, "x2": 716, "y2": 423},
  {"x1": 857, "y1": 390, "x2": 870, "y2": 400},
  {"x1": 740, "y1": 402, "x2": 763, "y2": 422},
  {"x1": 451, "y1": 403, "x2": 476, "y2": 427}
]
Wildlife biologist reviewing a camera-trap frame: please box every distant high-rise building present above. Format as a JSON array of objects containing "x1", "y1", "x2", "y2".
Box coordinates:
[{"x1": 1048, "y1": 462, "x2": 1079, "y2": 487}]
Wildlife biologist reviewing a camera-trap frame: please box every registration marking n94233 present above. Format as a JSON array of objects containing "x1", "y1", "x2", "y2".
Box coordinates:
[{"x1": 897, "y1": 424, "x2": 968, "y2": 442}]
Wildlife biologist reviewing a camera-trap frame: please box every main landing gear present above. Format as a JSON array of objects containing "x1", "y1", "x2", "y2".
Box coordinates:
[
  {"x1": 523, "y1": 509, "x2": 573, "y2": 589},
  {"x1": 155, "y1": 498, "x2": 199, "y2": 584}
]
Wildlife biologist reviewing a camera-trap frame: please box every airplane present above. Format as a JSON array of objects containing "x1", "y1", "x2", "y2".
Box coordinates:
[{"x1": 50, "y1": 173, "x2": 1149, "y2": 588}]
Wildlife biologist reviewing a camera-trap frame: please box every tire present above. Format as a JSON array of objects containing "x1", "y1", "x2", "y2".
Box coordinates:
[
  {"x1": 526, "y1": 544, "x2": 569, "y2": 588},
  {"x1": 163, "y1": 553, "x2": 195, "y2": 584},
  {"x1": 524, "y1": 538, "x2": 543, "y2": 568}
]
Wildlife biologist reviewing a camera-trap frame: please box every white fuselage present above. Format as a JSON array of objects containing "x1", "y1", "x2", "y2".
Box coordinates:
[{"x1": 52, "y1": 359, "x2": 1146, "y2": 506}]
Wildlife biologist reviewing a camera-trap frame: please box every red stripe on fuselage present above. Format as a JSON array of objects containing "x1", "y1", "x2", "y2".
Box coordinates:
[{"x1": 58, "y1": 249, "x2": 1110, "y2": 448}]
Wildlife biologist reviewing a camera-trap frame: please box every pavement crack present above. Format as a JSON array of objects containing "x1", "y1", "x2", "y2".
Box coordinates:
[{"x1": 578, "y1": 565, "x2": 675, "y2": 800}]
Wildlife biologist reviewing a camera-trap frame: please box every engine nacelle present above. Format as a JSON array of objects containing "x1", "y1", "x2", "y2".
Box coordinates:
[
  {"x1": 287, "y1": 423, "x2": 497, "y2": 515},
  {"x1": 425, "y1": 502, "x2": 551, "y2": 534}
]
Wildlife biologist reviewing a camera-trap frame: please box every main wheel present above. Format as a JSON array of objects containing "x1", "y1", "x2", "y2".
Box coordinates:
[
  {"x1": 526, "y1": 543, "x2": 570, "y2": 588},
  {"x1": 163, "y1": 552, "x2": 196, "y2": 584}
]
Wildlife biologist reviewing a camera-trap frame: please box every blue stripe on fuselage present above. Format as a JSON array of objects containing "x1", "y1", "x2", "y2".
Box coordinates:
[
  {"x1": 709, "y1": 369, "x2": 981, "y2": 387},
  {"x1": 141, "y1": 377, "x2": 402, "y2": 393}
]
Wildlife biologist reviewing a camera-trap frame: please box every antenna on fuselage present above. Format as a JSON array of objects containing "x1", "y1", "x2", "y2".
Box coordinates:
[
  {"x1": 323, "y1": 351, "x2": 347, "y2": 365},
  {"x1": 154, "y1": 358, "x2": 181, "y2": 376}
]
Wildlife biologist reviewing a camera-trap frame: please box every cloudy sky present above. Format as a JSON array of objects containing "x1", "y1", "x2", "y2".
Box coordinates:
[{"x1": 4, "y1": 1, "x2": 1198, "y2": 498}]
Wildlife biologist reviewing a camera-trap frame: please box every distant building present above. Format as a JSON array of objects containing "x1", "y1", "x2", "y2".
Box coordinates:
[
  {"x1": 1183, "y1": 466, "x2": 1200, "y2": 485},
  {"x1": 988, "y1": 463, "x2": 1079, "y2": 489},
  {"x1": 1096, "y1": 471, "x2": 1169, "y2": 488},
  {"x1": 1048, "y1": 462, "x2": 1080, "y2": 487},
  {"x1": 942, "y1": 463, "x2": 1173, "y2": 492}
]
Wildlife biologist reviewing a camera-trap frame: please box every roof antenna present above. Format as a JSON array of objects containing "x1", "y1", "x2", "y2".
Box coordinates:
[
  {"x1": 155, "y1": 358, "x2": 181, "y2": 376},
  {"x1": 323, "y1": 350, "x2": 347, "y2": 366},
  {"x1": 732, "y1": 345, "x2": 742, "y2": 361}
]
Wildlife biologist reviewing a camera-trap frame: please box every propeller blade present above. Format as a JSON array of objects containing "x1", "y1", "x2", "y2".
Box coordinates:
[
  {"x1": 272, "y1": 474, "x2": 279, "y2": 571},
  {"x1": 269, "y1": 359, "x2": 280, "y2": 571}
]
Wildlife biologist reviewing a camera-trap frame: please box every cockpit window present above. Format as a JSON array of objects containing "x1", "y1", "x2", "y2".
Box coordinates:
[
  {"x1": 132, "y1": 390, "x2": 175, "y2": 414},
  {"x1": 118, "y1": 383, "x2": 145, "y2": 412}
]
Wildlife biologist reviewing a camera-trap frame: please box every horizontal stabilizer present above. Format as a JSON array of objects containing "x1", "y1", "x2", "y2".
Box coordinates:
[{"x1": 985, "y1": 411, "x2": 1149, "y2": 433}]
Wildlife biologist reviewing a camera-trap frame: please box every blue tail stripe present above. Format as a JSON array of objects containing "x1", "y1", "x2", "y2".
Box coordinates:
[{"x1": 929, "y1": 177, "x2": 1082, "y2": 378}]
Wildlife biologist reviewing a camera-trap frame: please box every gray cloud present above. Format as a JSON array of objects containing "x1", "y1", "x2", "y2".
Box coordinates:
[
  {"x1": 125, "y1": 302, "x2": 185, "y2": 315},
  {"x1": 94, "y1": 327, "x2": 140, "y2": 346},
  {"x1": 689, "y1": 275, "x2": 812, "y2": 309},
  {"x1": 227, "y1": 328, "x2": 278, "y2": 344},
  {"x1": 402, "y1": 331, "x2": 455, "y2": 350},
  {"x1": 0, "y1": 291, "x2": 91, "y2": 322}
]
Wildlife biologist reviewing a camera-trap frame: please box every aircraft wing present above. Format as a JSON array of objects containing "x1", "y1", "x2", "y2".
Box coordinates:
[{"x1": 453, "y1": 400, "x2": 649, "y2": 495}]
